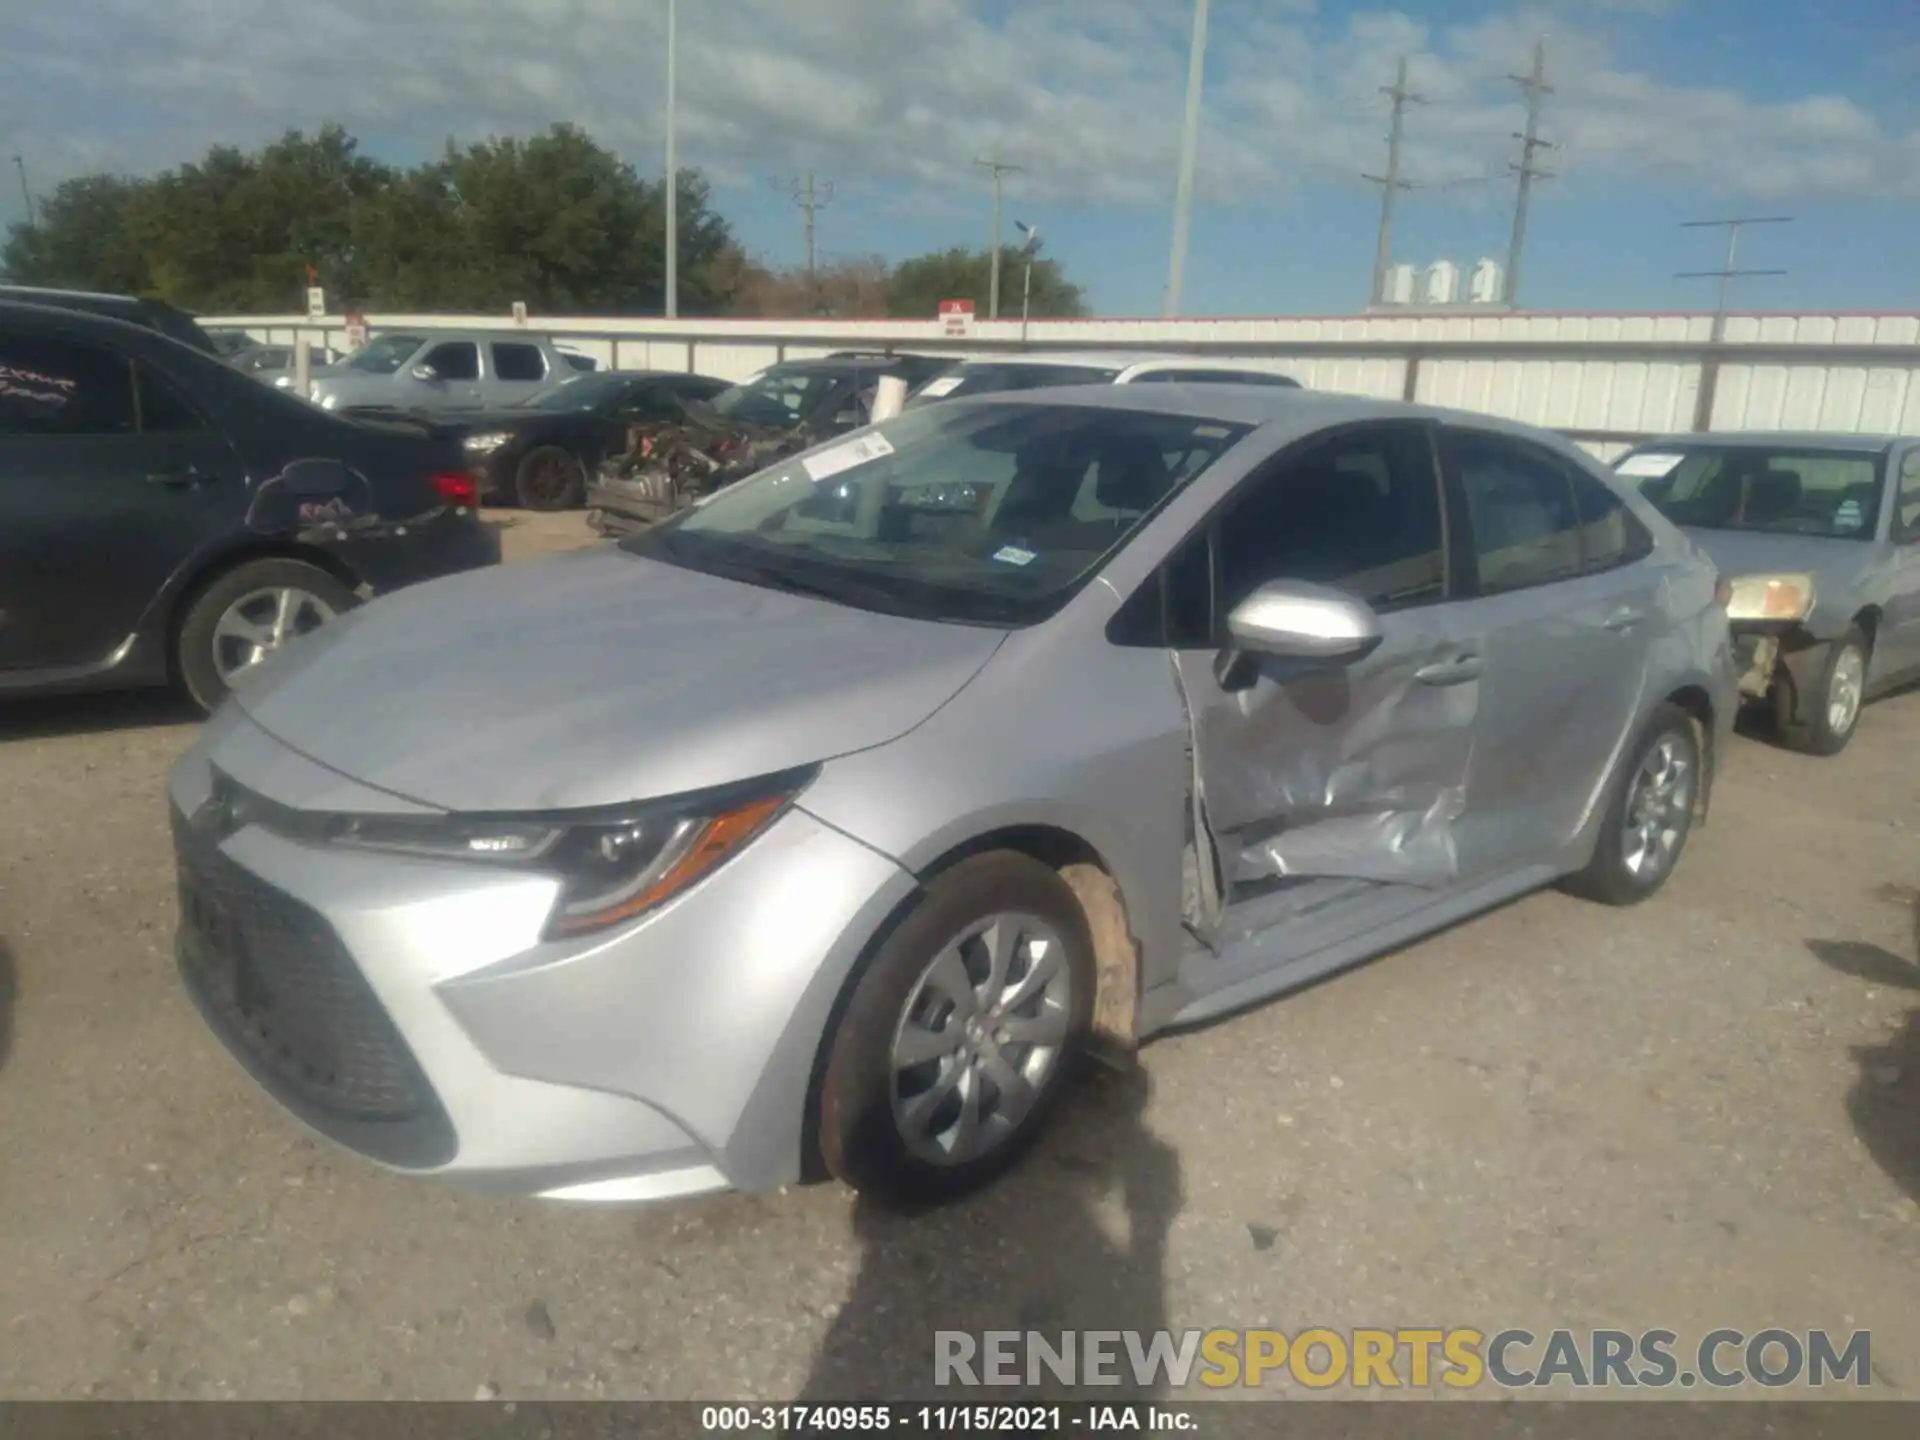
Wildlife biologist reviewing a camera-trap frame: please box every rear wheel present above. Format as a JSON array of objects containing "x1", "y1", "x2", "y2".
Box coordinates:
[
  {"x1": 817, "y1": 853, "x2": 1095, "y2": 1207},
  {"x1": 514, "y1": 446, "x2": 587, "y2": 511},
  {"x1": 1563, "y1": 702, "x2": 1700, "y2": 907},
  {"x1": 175, "y1": 558, "x2": 357, "y2": 714},
  {"x1": 1776, "y1": 627, "x2": 1868, "y2": 757}
]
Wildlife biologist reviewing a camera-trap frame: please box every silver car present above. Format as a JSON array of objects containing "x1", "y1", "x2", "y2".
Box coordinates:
[
  {"x1": 306, "y1": 330, "x2": 586, "y2": 414},
  {"x1": 1615, "y1": 433, "x2": 1920, "y2": 755},
  {"x1": 168, "y1": 388, "x2": 1734, "y2": 1208}
]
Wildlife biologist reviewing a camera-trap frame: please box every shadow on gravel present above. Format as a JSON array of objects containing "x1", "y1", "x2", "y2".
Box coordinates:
[
  {"x1": 798, "y1": 1065, "x2": 1182, "y2": 1404},
  {"x1": 1810, "y1": 891, "x2": 1920, "y2": 1206},
  {"x1": 0, "y1": 687, "x2": 200, "y2": 740},
  {"x1": 0, "y1": 936, "x2": 16, "y2": 1073}
]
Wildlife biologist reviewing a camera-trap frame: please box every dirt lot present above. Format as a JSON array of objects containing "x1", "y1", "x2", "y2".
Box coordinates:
[{"x1": 3, "y1": 511, "x2": 1919, "y2": 1401}]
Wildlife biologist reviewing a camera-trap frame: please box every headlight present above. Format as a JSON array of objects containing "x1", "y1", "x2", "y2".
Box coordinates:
[
  {"x1": 1723, "y1": 573, "x2": 1815, "y2": 622},
  {"x1": 462, "y1": 431, "x2": 514, "y2": 454},
  {"x1": 317, "y1": 392, "x2": 339, "y2": 410},
  {"x1": 325, "y1": 768, "x2": 813, "y2": 938}
]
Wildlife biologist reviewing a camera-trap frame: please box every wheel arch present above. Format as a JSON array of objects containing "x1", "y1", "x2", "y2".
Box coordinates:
[
  {"x1": 1660, "y1": 682, "x2": 1718, "y2": 824},
  {"x1": 160, "y1": 541, "x2": 361, "y2": 683}
]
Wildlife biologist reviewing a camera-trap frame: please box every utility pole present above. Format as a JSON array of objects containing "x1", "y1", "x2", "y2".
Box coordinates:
[
  {"x1": 663, "y1": 0, "x2": 679, "y2": 319},
  {"x1": 1165, "y1": 0, "x2": 1211, "y2": 318},
  {"x1": 12, "y1": 153, "x2": 34, "y2": 230},
  {"x1": 776, "y1": 173, "x2": 835, "y2": 280},
  {"x1": 1362, "y1": 57, "x2": 1425, "y2": 307},
  {"x1": 974, "y1": 155, "x2": 1024, "y2": 318},
  {"x1": 1503, "y1": 38, "x2": 1555, "y2": 307},
  {"x1": 1677, "y1": 215, "x2": 1792, "y2": 340}
]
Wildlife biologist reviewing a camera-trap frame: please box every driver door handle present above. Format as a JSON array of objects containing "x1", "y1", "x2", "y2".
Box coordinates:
[
  {"x1": 145, "y1": 465, "x2": 207, "y2": 488},
  {"x1": 1415, "y1": 651, "x2": 1484, "y2": 686}
]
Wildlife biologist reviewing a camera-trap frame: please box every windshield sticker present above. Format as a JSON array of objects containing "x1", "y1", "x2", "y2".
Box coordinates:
[
  {"x1": 801, "y1": 431, "x2": 895, "y2": 482},
  {"x1": 917, "y1": 375, "x2": 963, "y2": 399},
  {"x1": 992, "y1": 545, "x2": 1038, "y2": 566},
  {"x1": 1616, "y1": 452, "x2": 1684, "y2": 478},
  {"x1": 1835, "y1": 498, "x2": 1864, "y2": 531},
  {"x1": 1193, "y1": 424, "x2": 1230, "y2": 438}
]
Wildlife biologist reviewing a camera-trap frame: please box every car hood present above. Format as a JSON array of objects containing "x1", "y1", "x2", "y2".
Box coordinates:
[
  {"x1": 229, "y1": 546, "x2": 1006, "y2": 813},
  {"x1": 1680, "y1": 527, "x2": 1874, "y2": 586}
]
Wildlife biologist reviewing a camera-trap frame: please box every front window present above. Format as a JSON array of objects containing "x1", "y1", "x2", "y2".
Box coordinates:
[
  {"x1": 625, "y1": 401, "x2": 1251, "y2": 626},
  {"x1": 346, "y1": 333, "x2": 426, "y2": 375},
  {"x1": 1618, "y1": 445, "x2": 1885, "y2": 540},
  {"x1": 708, "y1": 368, "x2": 841, "y2": 429}
]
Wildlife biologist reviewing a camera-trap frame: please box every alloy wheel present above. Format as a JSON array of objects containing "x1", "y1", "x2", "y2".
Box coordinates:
[
  {"x1": 1621, "y1": 732, "x2": 1695, "y2": 881},
  {"x1": 211, "y1": 586, "x2": 337, "y2": 685}
]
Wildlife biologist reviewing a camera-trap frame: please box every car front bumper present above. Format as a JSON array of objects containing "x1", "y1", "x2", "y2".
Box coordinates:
[{"x1": 166, "y1": 727, "x2": 915, "y2": 1202}]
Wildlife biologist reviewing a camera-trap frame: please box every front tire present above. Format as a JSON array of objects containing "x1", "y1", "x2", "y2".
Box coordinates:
[
  {"x1": 1563, "y1": 702, "x2": 1701, "y2": 907},
  {"x1": 1776, "y1": 627, "x2": 1868, "y2": 757},
  {"x1": 514, "y1": 446, "x2": 587, "y2": 511},
  {"x1": 175, "y1": 558, "x2": 357, "y2": 714},
  {"x1": 817, "y1": 852, "x2": 1095, "y2": 1207}
]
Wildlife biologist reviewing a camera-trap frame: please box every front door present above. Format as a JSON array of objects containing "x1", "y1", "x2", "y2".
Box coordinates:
[
  {"x1": 1174, "y1": 421, "x2": 1485, "y2": 911},
  {"x1": 1882, "y1": 447, "x2": 1920, "y2": 682},
  {"x1": 1435, "y1": 427, "x2": 1664, "y2": 878},
  {"x1": 409, "y1": 340, "x2": 483, "y2": 409},
  {"x1": 0, "y1": 333, "x2": 244, "y2": 674}
]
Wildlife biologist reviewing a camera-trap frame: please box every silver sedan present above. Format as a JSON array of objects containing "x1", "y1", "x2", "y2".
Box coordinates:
[{"x1": 168, "y1": 387, "x2": 1735, "y2": 1208}]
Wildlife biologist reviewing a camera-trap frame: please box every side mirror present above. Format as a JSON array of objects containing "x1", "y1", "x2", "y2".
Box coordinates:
[
  {"x1": 411, "y1": 363, "x2": 440, "y2": 382},
  {"x1": 1224, "y1": 579, "x2": 1383, "y2": 664}
]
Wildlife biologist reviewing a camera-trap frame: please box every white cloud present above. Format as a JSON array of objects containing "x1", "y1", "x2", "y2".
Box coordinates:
[{"x1": 0, "y1": 0, "x2": 1913, "y2": 234}]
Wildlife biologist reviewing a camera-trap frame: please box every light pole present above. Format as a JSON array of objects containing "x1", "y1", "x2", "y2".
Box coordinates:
[
  {"x1": 1015, "y1": 220, "x2": 1040, "y2": 346},
  {"x1": 12, "y1": 153, "x2": 35, "y2": 230},
  {"x1": 664, "y1": 0, "x2": 679, "y2": 319},
  {"x1": 1165, "y1": 0, "x2": 1210, "y2": 317}
]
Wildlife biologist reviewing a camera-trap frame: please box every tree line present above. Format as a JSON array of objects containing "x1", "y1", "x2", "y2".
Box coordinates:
[{"x1": 0, "y1": 124, "x2": 1088, "y2": 321}]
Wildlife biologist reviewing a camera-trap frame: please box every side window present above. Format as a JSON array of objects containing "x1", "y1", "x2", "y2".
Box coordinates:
[
  {"x1": 1217, "y1": 424, "x2": 1447, "y2": 614},
  {"x1": 422, "y1": 342, "x2": 480, "y2": 381},
  {"x1": 1442, "y1": 430, "x2": 1584, "y2": 594},
  {"x1": 491, "y1": 342, "x2": 548, "y2": 382},
  {"x1": 136, "y1": 365, "x2": 208, "y2": 434},
  {"x1": 0, "y1": 336, "x2": 136, "y2": 436},
  {"x1": 1899, "y1": 449, "x2": 1920, "y2": 541},
  {"x1": 1568, "y1": 465, "x2": 1653, "y2": 573}
]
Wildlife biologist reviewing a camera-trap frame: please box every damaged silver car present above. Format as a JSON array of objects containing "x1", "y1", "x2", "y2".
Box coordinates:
[
  {"x1": 1614, "y1": 433, "x2": 1920, "y2": 755},
  {"x1": 169, "y1": 388, "x2": 1733, "y2": 1209}
]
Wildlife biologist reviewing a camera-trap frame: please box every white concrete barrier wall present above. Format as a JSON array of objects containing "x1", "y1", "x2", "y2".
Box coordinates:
[{"x1": 206, "y1": 310, "x2": 1920, "y2": 453}]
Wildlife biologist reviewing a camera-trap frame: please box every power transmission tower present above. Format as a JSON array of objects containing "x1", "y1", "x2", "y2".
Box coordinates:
[
  {"x1": 1503, "y1": 39, "x2": 1555, "y2": 307},
  {"x1": 1677, "y1": 215, "x2": 1792, "y2": 340},
  {"x1": 1362, "y1": 57, "x2": 1426, "y2": 306},
  {"x1": 974, "y1": 155, "x2": 1024, "y2": 318},
  {"x1": 776, "y1": 172, "x2": 835, "y2": 280}
]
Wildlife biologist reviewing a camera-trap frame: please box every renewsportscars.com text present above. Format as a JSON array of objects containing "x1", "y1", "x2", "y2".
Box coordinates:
[{"x1": 934, "y1": 1327, "x2": 1872, "y2": 1391}]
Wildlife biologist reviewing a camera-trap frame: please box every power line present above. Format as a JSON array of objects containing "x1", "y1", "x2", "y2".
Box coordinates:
[
  {"x1": 974, "y1": 154, "x2": 1025, "y2": 319},
  {"x1": 1362, "y1": 56, "x2": 1427, "y2": 306},
  {"x1": 1677, "y1": 215, "x2": 1793, "y2": 339},
  {"x1": 1503, "y1": 38, "x2": 1555, "y2": 307},
  {"x1": 774, "y1": 172, "x2": 835, "y2": 280}
]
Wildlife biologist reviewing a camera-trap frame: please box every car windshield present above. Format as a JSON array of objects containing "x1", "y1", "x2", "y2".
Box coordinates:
[
  {"x1": 524, "y1": 371, "x2": 633, "y2": 411},
  {"x1": 906, "y1": 363, "x2": 1119, "y2": 409},
  {"x1": 345, "y1": 333, "x2": 426, "y2": 375},
  {"x1": 624, "y1": 401, "x2": 1251, "y2": 626},
  {"x1": 1618, "y1": 445, "x2": 1886, "y2": 540},
  {"x1": 708, "y1": 368, "x2": 841, "y2": 429}
]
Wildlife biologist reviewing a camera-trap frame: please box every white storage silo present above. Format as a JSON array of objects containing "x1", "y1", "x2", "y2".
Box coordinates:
[
  {"x1": 1385, "y1": 263, "x2": 1416, "y2": 305},
  {"x1": 1422, "y1": 260, "x2": 1460, "y2": 305},
  {"x1": 1469, "y1": 258, "x2": 1505, "y2": 304}
]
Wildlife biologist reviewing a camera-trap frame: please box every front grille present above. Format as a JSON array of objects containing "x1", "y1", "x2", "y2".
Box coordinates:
[{"x1": 172, "y1": 806, "x2": 455, "y2": 1167}]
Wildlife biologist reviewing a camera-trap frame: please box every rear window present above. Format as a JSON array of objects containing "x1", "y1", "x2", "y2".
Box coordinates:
[
  {"x1": 910, "y1": 363, "x2": 1117, "y2": 407},
  {"x1": 1617, "y1": 445, "x2": 1885, "y2": 540}
]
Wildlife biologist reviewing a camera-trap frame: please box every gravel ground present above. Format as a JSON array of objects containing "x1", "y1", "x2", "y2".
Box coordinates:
[{"x1": 2, "y1": 512, "x2": 1918, "y2": 1402}]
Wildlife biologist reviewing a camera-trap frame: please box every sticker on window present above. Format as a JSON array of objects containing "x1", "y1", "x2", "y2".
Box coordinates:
[
  {"x1": 801, "y1": 431, "x2": 895, "y2": 482},
  {"x1": 1194, "y1": 424, "x2": 1230, "y2": 438},
  {"x1": 1616, "y1": 452, "x2": 1684, "y2": 478},
  {"x1": 992, "y1": 545, "x2": 1037, "y2": 566},
  {"x1": 916, "y1": 375, "x2": 963, "y2": 399},
  {"x1": 1835, "y1": 498, "x2": 1864, "y2": 531}
]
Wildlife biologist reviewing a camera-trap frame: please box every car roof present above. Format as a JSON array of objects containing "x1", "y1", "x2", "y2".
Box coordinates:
[
  {"x1": 0, "y1": 297, "x2": 182, "y2": 343},
  {"x1": 1627, "y1": 430, "x2": 1903, "y2": 454},
  {"x1": 948, "y1": 350, "x2": 1283, "y2": 372}
]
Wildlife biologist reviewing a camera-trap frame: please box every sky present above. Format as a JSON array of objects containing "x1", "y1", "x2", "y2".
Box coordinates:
[{"x1": 2, "y1": 0, "x2": 1916, "y2": 317}]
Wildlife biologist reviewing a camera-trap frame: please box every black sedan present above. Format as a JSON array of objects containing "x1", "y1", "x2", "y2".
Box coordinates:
[
  {"x1": 428, "y1": 369, "x2": 730, "y2": 510},
  {"x1": 0, "y1": 300, "x2": 501, "y2": 714}
]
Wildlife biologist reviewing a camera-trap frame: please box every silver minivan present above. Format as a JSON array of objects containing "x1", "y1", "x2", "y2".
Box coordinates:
[
  {"x1": 169, "y1": 387, "x2": 1735, "y2": 1208},
  {"x1": 306, "y1": 330, "x2": 588, "y2": 414}
]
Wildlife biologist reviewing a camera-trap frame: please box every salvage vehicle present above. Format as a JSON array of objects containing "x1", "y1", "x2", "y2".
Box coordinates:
[
  {"x1": 433, "y1": 368, "x2": 729, "y2": 510},
  {"x1": 306, "y1": 330, "x2": 587, "y2": 415},
  {"x1": 906, "y1": 351, "x2": 1302, "y2": 407},
  {"x1": 0, "y1": 284, "x2": 221, "y2": 356},
  {"x1": 169, "y1": 385, "x2": 1733, "y2": 1209},
  {"x1": 586, "y1": 352, "x2": 948, "y2": 533},
  {"x1": 1615, "y1": 432, "x2": 1920, "y2": 755},
  {"x1": 0, "y1": 300, "x2": 500, "y2": 713}
]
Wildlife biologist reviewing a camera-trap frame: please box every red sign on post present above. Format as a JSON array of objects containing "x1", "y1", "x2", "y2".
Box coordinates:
[
  {"x1": 343, "y1": 310, "x2": 368, "y2": 352},
  {"x1": 938, "y1": 299, "x2": 975, "y2": 338}
]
